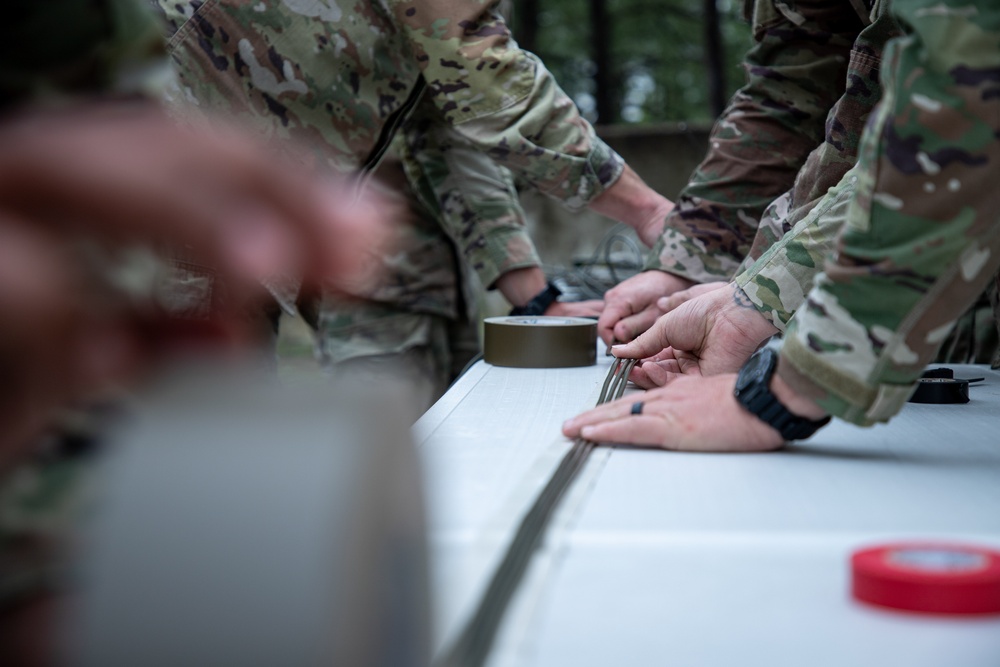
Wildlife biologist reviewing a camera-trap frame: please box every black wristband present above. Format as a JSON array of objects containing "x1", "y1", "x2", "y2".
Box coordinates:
[
  {"x1": 509, "y1": 281, "x2": 562, "y2": 317},
  {"x1": 734, "y1": 348, "x2": 831, "y2": 441}
]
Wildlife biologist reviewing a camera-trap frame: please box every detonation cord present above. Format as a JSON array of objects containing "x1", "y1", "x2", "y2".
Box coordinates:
[{"x1": 434, "y1": 357, "x2": 637, "y2": 667}]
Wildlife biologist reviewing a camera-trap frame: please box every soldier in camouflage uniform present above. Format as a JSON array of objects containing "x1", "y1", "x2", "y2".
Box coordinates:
[
  {"x1": 152, "y1": 0, "x2": 672, "y2": 412},
  {"x1": 600, "y1": 0, "x2": 898, "y2": 344},
  {"x1": 564, "y1": 0, "x2": 1000, "y2": 449},
  {"x1": 603, "y1": 0, "x2": 998, "y2": 365}
]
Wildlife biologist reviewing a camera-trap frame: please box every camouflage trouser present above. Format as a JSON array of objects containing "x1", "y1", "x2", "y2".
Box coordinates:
[
  {"x1": 310, "y1": 157, "x2": 480, "y2": 416},
  {"x1": 777, "y1": 0, "x2": 1000, "y2": 425},
  {"x1": 313, "y1": 301, "x2": 479, "y2": 420},
  {"x1": 0, "y1": 443, "x2": 94, "y2": 618},
  {"x1": 159, "y1": 152, "x2": 481, "y2": 415}
]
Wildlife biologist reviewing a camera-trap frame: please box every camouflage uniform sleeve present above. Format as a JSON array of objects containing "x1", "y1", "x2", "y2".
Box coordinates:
[
  {"x1": 735, "y1": 167, "x2": 860, "y2": 330},
  {"x1": 776, "y1": 0, "x2": 1000, "y2": 426},
  {"x1": 391, "y1": 1, "x2": 624, "y2": 210},
  {"x1": 399, "y1": 98, "x2": 540, "y2": 290},
  {"x1": 0, "y1": 0, "x2": 171, "y2": 109},
  {"x1": 734, "y1": 4, "x2": 901, "y2": 329},
  {"x1": 645, "y1": 0, "x2": 866, "y2": 283}
]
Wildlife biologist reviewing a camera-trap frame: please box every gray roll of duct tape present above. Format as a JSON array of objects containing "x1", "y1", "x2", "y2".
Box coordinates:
[
  {"x1": 70, "y1": 368, "x2": 429, "y2": 667},
  {"x1": 483, "y1": 316, "x2": 597, "y2": 368}
]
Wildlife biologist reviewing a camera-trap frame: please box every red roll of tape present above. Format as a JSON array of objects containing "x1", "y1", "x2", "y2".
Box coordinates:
[{"x1": 851, "y1": 543, "x2": 1000, "y2": 615}]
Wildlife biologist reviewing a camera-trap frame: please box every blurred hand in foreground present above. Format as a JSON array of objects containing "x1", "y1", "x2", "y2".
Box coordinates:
[
  {"x1": 0, "y1": 102, "x2": 392, "y2": 297},
  {"x1": 0, "y1": 102, "x2": 394, "y2": 467}
]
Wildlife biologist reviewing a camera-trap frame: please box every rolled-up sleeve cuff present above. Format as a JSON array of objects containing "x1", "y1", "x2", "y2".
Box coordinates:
[
  {"x1": 779, "y1": 333, "x2": 918, "y2": 427},
  {"x1": 642, "y1": 226, "x2": 742, "y2": 284},
  {"x1": 734, "y1": 264, "x2": 796, "y2": 332},
  {"x1": 466, "y1": 226, "x2": 541, "y2": 290},
  {"x1": 547, "y1": 139, "x2": 625, "y2": 212}
]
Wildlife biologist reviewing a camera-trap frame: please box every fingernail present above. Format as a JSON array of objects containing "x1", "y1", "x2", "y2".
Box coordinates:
[{"x1": 581, "y1": 426, "x2": 595, "y2": 438}]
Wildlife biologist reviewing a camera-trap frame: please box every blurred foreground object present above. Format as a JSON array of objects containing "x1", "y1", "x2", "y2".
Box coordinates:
[
  {"x1": 68, "y1": 368, "x2": 428, "y2": 667},
  {"x1": 0, "y1": 102, "x2": 393, "y2": 469},
  {"x1": 852, "y1": 543, "x2": 1000, "y2": 616}
]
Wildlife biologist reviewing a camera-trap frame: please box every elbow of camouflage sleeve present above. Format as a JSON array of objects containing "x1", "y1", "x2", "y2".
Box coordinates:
[
  {"x1": 572, "y1": 138, "x2": 626, "y2": 211},
  {"x1": 642, "y1": 225, "x2": 745, "y2": 284},
  {"x1": 465, "y1": 226, "x2": 542, "y2": 291}
]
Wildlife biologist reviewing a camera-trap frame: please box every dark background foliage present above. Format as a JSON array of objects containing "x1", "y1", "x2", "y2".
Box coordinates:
[{"x1": 506, "y1": 0, "x2": 752, "y2": 125}]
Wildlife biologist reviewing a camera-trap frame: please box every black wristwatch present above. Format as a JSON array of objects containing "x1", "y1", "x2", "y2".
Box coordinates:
[
  {"x1": 509, "y1": 281, "x2": 561, "y2": 317},
  {"x1": 734, "y1": 348, "x2": 830, "y2": 441}
]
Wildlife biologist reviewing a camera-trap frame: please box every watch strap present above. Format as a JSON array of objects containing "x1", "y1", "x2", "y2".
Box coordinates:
[
  {"x1": 509, "y1": 281, "x2": 561, "y2": 317},
  {"x1": 735, "y1": 349, "x2": 830, "y2": 441}
]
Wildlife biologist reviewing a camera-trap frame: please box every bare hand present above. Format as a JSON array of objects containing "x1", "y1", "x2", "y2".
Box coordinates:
[
  {"x1": 546, "y1": 300, "x2": 604, "y2": 318},
  {"x1": 655, "y1": 281, "x2": 727, "y2": 314},
  {"x1": 597, "y1": 271, "x2": 695, "y2": 345},
  {"x1": 0, "y1": 216, "x2": 144, "y2": 471},
  {"x1": 0, "y1": 103, "x2": 391, "y2": 296},
  {"x1": 0, "y1": 103, "x2": 394, "y2": 466},
  {"x1": 587, "y1": 164, "x2": 673, "y2": 247},
  {"x1": 612, "y1": 282, "x2": 779, "y2": 388},
  {"x1": 631, "y1": 194, "x2": 673, "y2": 247},
  {"x1": 561, "y1": 374, "x2": 784, "y2": 452}
]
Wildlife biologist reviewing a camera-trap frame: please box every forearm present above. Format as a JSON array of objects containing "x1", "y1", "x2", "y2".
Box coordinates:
[
  {"x1": 587, "y1": 165, "x2": 674, "y2": 246},
  {"x1": 494, "y1": 266, "x2": 548, "y2": 308}
]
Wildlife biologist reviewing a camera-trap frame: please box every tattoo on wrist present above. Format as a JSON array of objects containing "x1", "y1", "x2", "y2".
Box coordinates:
[{"x1": 732, "y1": 285, "x2": 755, "y2": 309}]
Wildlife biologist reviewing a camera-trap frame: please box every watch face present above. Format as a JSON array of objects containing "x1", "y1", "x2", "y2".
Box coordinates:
[{"x1": 736, "y1": 348, "x2": 776, "y2": 392}]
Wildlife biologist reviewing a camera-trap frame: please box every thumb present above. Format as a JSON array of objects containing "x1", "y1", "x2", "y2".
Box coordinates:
[{"x1": 657, "y1": 293, "x2": 689, "y2": 315}]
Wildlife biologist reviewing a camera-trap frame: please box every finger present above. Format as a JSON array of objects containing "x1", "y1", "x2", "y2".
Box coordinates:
[
  {"x1": 610, "y1": 315, "x2": 675, "y2": 359},
  {"x1": 631, "y1": 360, "x2": 676, "y2": 389},
  {"x1": 579, "y1": 299, "x2": 606, "y2": 317},
  {"x1": 611, "y1": 306, "x2": 660, "y2": 344},
  {"x1": 656, "y1": 292, "x2": 690, "y2": 315},
  {"x1": 550, "y1": 299, "x2": 604, "y2": 318},
  {"x1": 562, "y1": 394, "x2": 648, "y2": 436},
  {"x1": 578, "y1": 415, "x2": 675, "y2": 449},
  {"x1": 629, "y1": 364, "x2": 659, "y2": 389},
  {"x1": 645, "y1": 346, "x2": 680, "y2": 363},
  {"x1": 597, "y1": 298, "x2": 634, "y2": 345}
]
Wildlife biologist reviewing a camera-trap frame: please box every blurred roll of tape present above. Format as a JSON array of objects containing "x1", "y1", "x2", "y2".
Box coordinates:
[
  {"x1": 70, "y1": 368, "x2": 429, "y2": 667},
  {"x1": 483, "y1": 316, "x2": 597, "y2": 368},
  {"x1": 852, "y1": 542, "x2": 1000, "y2": 615}
]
